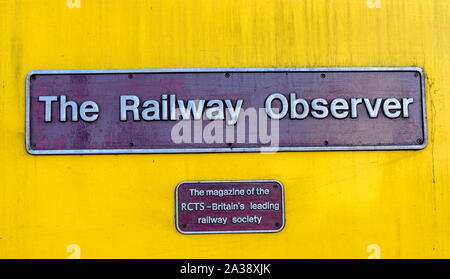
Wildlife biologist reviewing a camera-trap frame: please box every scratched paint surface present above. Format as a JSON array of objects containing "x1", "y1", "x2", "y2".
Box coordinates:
[{"x1": 0, "y1": 0, "x2": 449, "y2": 258}]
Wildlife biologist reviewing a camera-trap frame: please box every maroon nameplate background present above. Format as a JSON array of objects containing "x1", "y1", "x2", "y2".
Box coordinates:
[
  {"x1": 27, "y1": 69, "x2": 426, "y2": 154},
  {"x1": 176, "y1": 181, "x2": 285, "y2": 234}
]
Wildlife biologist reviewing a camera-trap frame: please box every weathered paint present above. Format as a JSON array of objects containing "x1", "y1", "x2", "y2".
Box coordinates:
[{"x1": 0, "y1": 0, "x2": 449, "y2": 258}]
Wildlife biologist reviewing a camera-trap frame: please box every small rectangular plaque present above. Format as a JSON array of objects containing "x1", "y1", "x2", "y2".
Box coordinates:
[
  {"x1": 26, "y1": 67, "x2": 427, "y2": 154},
  {"x1": 175, "y1": 180, "x2": 285, "y2": 234}
]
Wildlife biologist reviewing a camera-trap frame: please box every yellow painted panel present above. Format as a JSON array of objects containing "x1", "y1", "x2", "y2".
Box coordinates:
[{"x1": 0, "y1": 0, "x2": 449, "y2": 258}]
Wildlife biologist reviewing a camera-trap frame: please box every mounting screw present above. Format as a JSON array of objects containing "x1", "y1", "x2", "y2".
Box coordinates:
[
  {"x1": 321, "y1": 73, "x2": 326, "y2": 78},
  {"x1": 129, "y1": 142, "x2": 134, "y2": 147},
  {"x1": 275, "y1": 222, "x2": 281, "y2": 228},
  {"x1": 225, "y1": 73, "x2": 230, "y2": 78},
  {"x1": 323, "y1": 140, "x2": 329, "y2": 146},
  {"x1": 416, "y1": 138, "x2": 424, "y2": 144},
  {"x1": 128, "y1": 74, "x2": 133, "y2": 79},
  {"x1": 414, "y1": 72, "x2": 419, "y2": 78}
]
